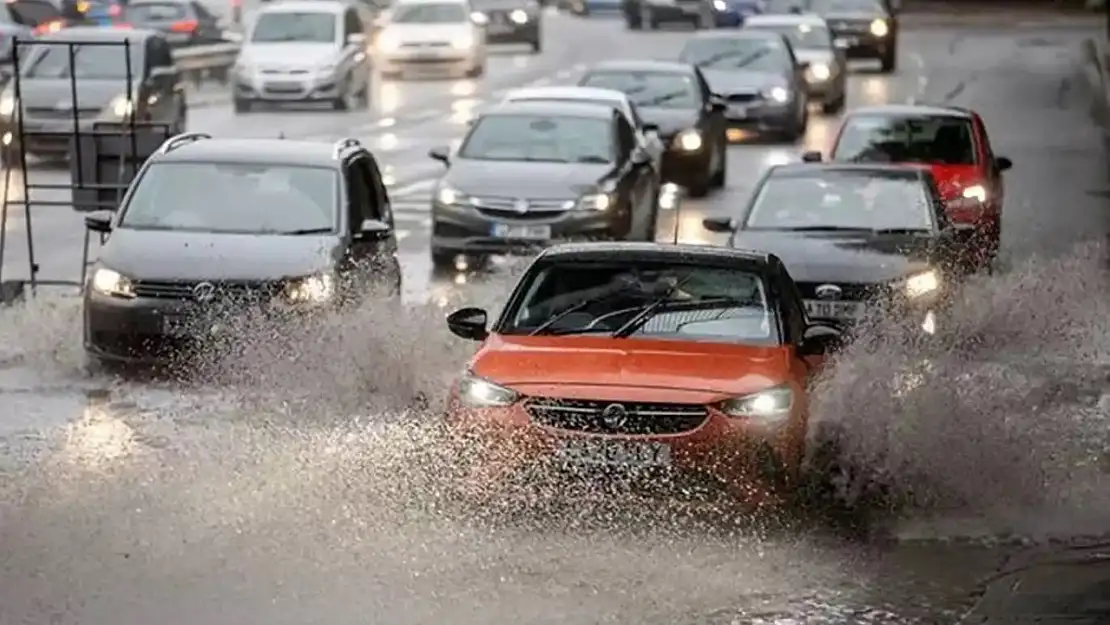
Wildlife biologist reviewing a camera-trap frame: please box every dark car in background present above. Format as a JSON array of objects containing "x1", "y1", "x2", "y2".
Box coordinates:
[
  {"x1": 808, "y1": 0, "x2": 897, "y2": 72},
  {"x1": 741, "y1": 12, "x2": 847, "y2": 113},
  {"x1": 470, "y1": 0, "x2": 541, "y2": 53},
  {"x1": 0, "y1": 0, "x2": 74, "y2": 64},
  {"x1": 426, "y1": 100, "x2": 662, "y2": 271},
  {"x1": 578, "y1": 59, "x2": 727, "y2": 197},
  {"x1": 703, "y1": 163, "x2": 968, "y2": 334},
  {"x1": 0, "y1": 27, "x2": 186, "y2": 162},
  {"x1": 82, "y1": 135, "x2": 402, "y2": 364},
  {"x1": 123, "y1": 0, "x2": 225, "y2": 47},
  {"x1": 679, "y1": 30, "x2": 808, "y2": 141},
  {"x1": 621, "y1": 0, "x2": 715, "y2": 30}
]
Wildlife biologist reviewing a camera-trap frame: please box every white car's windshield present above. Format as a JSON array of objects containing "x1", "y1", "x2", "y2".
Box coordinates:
[
  {"x1": 251, "y1": 11, "x2": 337, "y2": 43},
  {"x1": 745, "y1": 23, "x2": 832, "y2": 50},
  {"x1": 390, "y1": 2, "x2": 468, "y2": 23},
  {"x1": 460, "y1": 114, "x2": 614, "y2": 164},
  {"x1": 503, "y1": 261, "x2": 777, "y2": 343},
  {"x1": 745, "y1": 170, "x2": 934, "y2": 231},
  {"x1": 120, "y1": 162, "x2": 339, "y2": 234}
]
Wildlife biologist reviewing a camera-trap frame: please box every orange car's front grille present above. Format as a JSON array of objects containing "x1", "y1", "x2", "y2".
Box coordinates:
[{"x1": 526, "y1": 398, "x2": 708, "y2": 435}]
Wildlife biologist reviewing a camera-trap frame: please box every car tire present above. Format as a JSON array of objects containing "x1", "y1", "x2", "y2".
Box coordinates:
[
  {"x1": 709, "y1": 137, "x2": 727, "y2": 188},
  {"x1": 821, "y1": 91, "x2": 845, "y2": 115},
  {"x1": 1, "y1": 141, "x2": 21, "y2": 168},
  {"x1": 879, "y1": 49, "x2": 896, "y2": 73},
  {"x1": 466, "y1": 62, "x2": 485, "y2": 78},
  {"x1": 233, "y1": 98, "x2": 251, "y2": 114}
]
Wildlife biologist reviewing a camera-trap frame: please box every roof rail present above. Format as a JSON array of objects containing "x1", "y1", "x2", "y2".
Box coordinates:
[
  {"x1": 157, "y1": 132, "x2": 212, "y2": 155},
  {"x1": 333, "y1": 137, "x2": 362, "y2": 159}
]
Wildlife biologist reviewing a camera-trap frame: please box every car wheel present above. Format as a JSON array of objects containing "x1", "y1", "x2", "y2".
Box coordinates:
[
  {"x1": 233, "y1": 98, "x2": 251, "y2": 114},
  {"x1": 1, "y1": 141, "x2": 21, "y2": 168},
  {"x1": 466, "y1": 62, "x2": 485, "y2": 78},
  {"x1": 430, "y1": 248, "x2": 459, "y2": 273},
  {"x1": 709, "y1": 138, "x2": 727, "y2": 188},
  {"x1": 879, "y1": 49, "x2": 896, "y2": 73},
  {"x1": 821, "y1": 91, "x2": 845, "y2": 115}
]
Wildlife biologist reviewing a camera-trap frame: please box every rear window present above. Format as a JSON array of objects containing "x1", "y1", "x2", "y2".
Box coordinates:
[
  {"x1": 832, "y1": 114, "x2": 978, "y2": 166},
  {"x1": 126, "y1": 2, "x2": 189, "y2": 22},
  {"x1": 579, "y1": 70, "x2": 699, "y2": 110}
]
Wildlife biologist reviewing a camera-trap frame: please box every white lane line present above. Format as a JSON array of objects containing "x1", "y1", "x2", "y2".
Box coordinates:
[
  {"x1": 389, "y1": 178, "x2": 437, "y2": 198},
  {"x1": 908, "y1": 52, "x2": 927, "y2": 104}
]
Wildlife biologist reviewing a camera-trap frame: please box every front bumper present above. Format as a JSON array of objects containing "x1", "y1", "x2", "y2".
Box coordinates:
[
  {"x1": 431, "y1": 200, "x2": 617, "y2": 256},
  {"x1": 375, "y1": 47, "x2": 480, "y2": 76},
  {"x1": 234, "y1": 71, "x2": 344, "y2": 103},
  {"x1": 0, "y1": 116, "x2": 125, "y2": 154},
  {"x1": 720, "y1": 99, "x2": 797, "y2": 133},
  {"x1": 832, "y1": 32, "x2": 893, "y2": 59},
  {"x1": 445, "y1": 393, "x2": 806, "y2": 503}
]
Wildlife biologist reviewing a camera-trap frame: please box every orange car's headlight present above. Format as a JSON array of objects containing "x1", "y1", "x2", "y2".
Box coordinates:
[
  {"x1": 717, "y1": 384, "x2": 793, "y2": 422},
  {"x1": 457, "y1": 371, "x2": 520, "y2": 408}
]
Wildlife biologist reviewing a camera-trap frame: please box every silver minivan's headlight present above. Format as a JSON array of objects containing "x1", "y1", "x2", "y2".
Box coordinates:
[
  {"x1": 902, "y1": 270, "x2": 940, "y2": 298},
  {"x1": 90, "y1": 267, "x2": 135, "y2": 298},
  {"x1": 284, "y1": 272, "x2": 335, "y2": 303}
]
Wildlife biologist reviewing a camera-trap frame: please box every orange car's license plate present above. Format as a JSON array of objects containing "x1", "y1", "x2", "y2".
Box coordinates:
[{"x1": 556, "y1": 440, "x2": 672, "y2": 468}]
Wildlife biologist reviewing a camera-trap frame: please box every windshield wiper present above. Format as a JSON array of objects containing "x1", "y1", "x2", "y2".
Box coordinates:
[
  {"x1": 639, "y1": 90, "x2": 690, "y2": 107},
  {"x1": 610, "y1": 273, "x2": 696, "y2": 338},
  {"x1": 871, "y1": 227, "x2": 930, "y2": 235},
  {"x1": 279, "y1": 227, "x2": 332, "y2": 235},
  {"x1": 612, "y1": 296, "x2": 757, "y2": 339},
  {"x1": 528, "y1": 286, "x2": 637, "y2": 336},
  {"x1": 698, "y1": 49, "x2": 769, "y2": 70},
  {"x1": 782, "y1": 225, "x2": 873, "y2": 232}
]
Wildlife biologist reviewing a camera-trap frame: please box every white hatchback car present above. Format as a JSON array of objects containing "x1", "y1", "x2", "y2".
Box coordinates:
[{"x1": 374, "y1": 0, "x2": 487, "y2": 79}]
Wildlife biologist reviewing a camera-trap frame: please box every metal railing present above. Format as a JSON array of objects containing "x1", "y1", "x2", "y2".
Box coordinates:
[{"x1": 172, "y1": 41, "x2": 241, "y2": 87}]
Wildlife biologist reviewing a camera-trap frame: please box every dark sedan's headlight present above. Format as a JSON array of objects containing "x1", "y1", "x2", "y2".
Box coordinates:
[
  {"x1": 764, "y1": 86, "x2": 790, "y2": 103},
  {"x1": 870, "y1": 18, "x2": 889, "y2": 36}
]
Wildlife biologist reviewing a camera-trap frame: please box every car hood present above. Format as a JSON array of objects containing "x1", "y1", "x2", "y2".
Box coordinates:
[
  {"x1": 381, "y1": 22, "x2": 471, "y2": 43},
  {"x1": 471, "y1": 335, "x2": 789, "y2": 397},
  {"x1": 926, "y1": 163, "x2": 983, "y2": 200},
  {"x1": 445, "y1": 159, "x2": 611, "y2": 198},
  {"x1": 702, "y1": 68, "x2": 785, "y2": 96},
  {"x1": 239, "y1": 43, "x2": 338, "y2": 70},
  {"x1": 636, "y1": 107, "x2": 700, "y2": 138},
  {"x1": 100, "y1": 229, "x2": 339, "y2": 281},
  {"x1": 17, "y1": 79, "x2": 128, "y2": 112},
  {"x1": 731, "y1": 230, "x2": 935, "y2": 284}
]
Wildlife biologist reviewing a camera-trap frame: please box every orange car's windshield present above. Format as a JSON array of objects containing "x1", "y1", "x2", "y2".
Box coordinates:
[{"x1": 500, "y1": 261, "x2": 780, "y2": 345}]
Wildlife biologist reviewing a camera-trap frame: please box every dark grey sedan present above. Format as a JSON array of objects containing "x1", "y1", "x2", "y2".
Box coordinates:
[
  {"x1": 679, "y1": 30, "x2": 809, "y2": 142},
  {"x1": 470, "y1": 0, "x2": 541, "y2": 53}
]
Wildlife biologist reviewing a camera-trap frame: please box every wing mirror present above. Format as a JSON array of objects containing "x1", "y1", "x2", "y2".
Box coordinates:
[
  {"x1": 446, "y1": 306, "x2": 489, "y2": 341},
  {"x1": 84, "y1": 212, "x2": 112, "y2": 234},
  {"x1": 995, "y1": 156, "x2": 1013, "y2": 172},
  {"x1": 429, "y1": 146, "x2": 450, "y2": 164},
  {"x1": 801, "y1": 150, "x2": 822, "y2": 163},
  {"x1": 355, "y1": 218, "x2": 391, "y2": 241},
  {"x1": 702, "y1": 217, "x2": 737, "y2": 233},
  {"x1": 799, "y1": 324, "x2": 843, "y2": 356}
]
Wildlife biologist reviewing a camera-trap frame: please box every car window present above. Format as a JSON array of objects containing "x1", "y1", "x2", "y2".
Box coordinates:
[
  {"x1": 389, "y1": 2, "x2": 467, "y2": 23},
  {"x1": 459, "y1": 113, "x2": 614, "y2": 164},
  {"x1": 679, "y1": 36, "x2": 792, "y2": 72},
  {"x1": 9, "y1": 0, "x2": 61, "y2": 25},
  {"x1": 126, "y1": 1, "x2": 189, "y2": 22},
  {"x1": 745, "y1": 23, "x2": 832, "y2": 50},
  {"x1": 744, "y1": 170, "x2": 934, "y2": 231},
  {"x1": 22, "y1": 40, "x2": 144, "y2": 78},
  {"x1": 579, "y1": 71, "x2": 699, "y2": 110},
  {"x1": 810, "y1": 0, "x2": 884, "y2": 11},
  {"x1": 121, "y1": 162, "x2": 339, "y2": 234},
  {"x1": 501, "y1": 261, "x2": 779, "y2": 345},
  {"x1": 250, "y1": 11, "x2": 337, "y2": 43},
  {"x1": 833, "y1": 114, "x2": 978, "y2": 165}
]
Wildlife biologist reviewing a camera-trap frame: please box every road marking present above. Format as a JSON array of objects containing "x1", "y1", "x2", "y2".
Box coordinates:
[{"x1": 909, "y1": 53, "x2": 928, "y2": 104}]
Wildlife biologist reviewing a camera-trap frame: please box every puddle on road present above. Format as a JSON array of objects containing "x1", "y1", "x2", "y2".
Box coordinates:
[{"x1": 0, "y1": 245, "x2": 1108, "y2": 623}]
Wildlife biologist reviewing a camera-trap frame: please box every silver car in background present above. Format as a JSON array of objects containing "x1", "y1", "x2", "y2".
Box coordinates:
[
  {"x1": 743, "y1": 13, "x2": 847, "y2": 114},
  {"x1": 501, "y1": 85, "x2": 665, "y2": 177},
  {"x1": 232, "y1": 0, "x2": 372, "y2": 113}
]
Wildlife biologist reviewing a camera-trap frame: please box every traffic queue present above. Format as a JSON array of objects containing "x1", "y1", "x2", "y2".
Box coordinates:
[{"x1": 13, "y1": 0, "x2": 1007, "y2": 509}]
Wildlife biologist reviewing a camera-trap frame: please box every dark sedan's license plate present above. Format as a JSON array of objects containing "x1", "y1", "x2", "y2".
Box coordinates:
[
  {"x1": 556, "y1": 440, "x2": 672, "y2": 468},
  {"x1": 804, "y1": 300, "x2": 864, "y2": 320}
]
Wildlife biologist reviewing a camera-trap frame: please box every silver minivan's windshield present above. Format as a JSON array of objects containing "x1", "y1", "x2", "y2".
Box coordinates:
[
  {"x1": 23, "y1": 42, "x2": 143, "y2": 79},
  {"x1": 121, "y1": 162, "x2": 339, "y2": 234},
  {"x1": 251, "y1": 11, "x2": 338, "y2": 43}
]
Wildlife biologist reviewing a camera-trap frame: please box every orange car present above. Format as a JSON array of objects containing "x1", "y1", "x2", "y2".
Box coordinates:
[{"x1": 441, "y1": 242, "x2": 843, "y2": 505}]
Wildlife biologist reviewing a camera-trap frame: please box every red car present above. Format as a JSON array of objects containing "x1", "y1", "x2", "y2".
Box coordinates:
[{"x1": 804, "y1": 104, "x2": 1012, "y2": 268}]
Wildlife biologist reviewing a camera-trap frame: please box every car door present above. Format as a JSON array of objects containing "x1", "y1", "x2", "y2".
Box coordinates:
[{"x1": 143, "y1": 35, "x2": 181, "y2": 126}]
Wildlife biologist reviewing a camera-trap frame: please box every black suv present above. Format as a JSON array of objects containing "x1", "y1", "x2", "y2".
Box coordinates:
[{"x1": 82, "y1": 133, "x2": 403, "y2": 364}]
